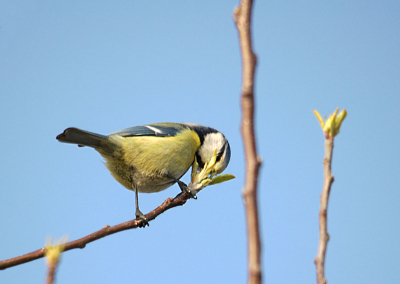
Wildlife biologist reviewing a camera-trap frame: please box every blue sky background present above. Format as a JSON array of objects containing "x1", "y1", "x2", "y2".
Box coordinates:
[{"x1": 1, "y1": 1, "x2": 399, "y2": 283}]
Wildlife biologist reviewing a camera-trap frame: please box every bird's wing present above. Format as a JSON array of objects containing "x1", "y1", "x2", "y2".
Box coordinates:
[{"x1": 109, "y1": 123, "x2": 188, "y2": 138}]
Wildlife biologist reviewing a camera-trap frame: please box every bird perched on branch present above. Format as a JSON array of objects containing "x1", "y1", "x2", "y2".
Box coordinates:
[{"x1": 56, "y1": 122, "x2": 231, "y2": 225}]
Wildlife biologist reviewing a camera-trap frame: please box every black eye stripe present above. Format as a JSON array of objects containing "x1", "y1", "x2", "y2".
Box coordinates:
[
  {"x1": 216, "y1": 150, "x2": 224, "y2": 162},
  {"x1": 196, "y1": 152, "x2": 205, "y2": 169}
]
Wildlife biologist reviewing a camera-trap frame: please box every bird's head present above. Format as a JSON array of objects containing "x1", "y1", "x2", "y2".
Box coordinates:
[{"x1": 185, "y1": 123, "x2": 231, "y2": 177}]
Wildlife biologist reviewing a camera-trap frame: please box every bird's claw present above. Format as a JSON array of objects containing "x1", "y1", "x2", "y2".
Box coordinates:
[
  {"x1": 136, "y1": 211, "x2": 149, "y2": 227},
  {"x1": 187, "y1": 189, "x2": 197, "y2": 199},
  {"x1": 177, "y1": 180, "x2": 197, "y2": 199}
]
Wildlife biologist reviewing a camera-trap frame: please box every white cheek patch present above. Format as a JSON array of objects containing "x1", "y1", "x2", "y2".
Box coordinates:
[{"x1": 198, "y1": 133, "x2": 226, "y2": 162}]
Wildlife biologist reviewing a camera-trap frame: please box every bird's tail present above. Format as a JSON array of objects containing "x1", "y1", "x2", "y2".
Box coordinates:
[{"x1": 56, "y1": 127, "x2": 109, "y2": 148}]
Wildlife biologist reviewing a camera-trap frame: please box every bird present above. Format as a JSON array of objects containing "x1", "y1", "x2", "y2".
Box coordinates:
[{"x1": 56, "y1": 122, "x2": 231, "y2": 225}]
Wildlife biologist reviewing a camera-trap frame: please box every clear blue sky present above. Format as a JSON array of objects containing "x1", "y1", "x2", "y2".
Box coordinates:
[{"x1": 1, "y1": 1, "x2": 399, "y2": 283}]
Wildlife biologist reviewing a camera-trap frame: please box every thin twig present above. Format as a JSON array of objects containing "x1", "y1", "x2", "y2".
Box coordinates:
[
  {"x1": 314, "y1": 138, "x2": 334, "y2": 284},
  {"x1": 233, "y1": 1, "x2": 262, "y2": 284},
  {"x1": 0, "y1": 191, "x2": 192, "y2": 270},
  {"x1": 45, "y1": 264, "x2": 57, "y2": 284}
]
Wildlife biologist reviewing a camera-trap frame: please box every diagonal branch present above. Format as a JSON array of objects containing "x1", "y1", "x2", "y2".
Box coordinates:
[
  {"x1": 234, "y1": 1, "x2": 262, "y2": 284},
  {"x1": 0, "y1": 191, "x2": 192, "y2": 270}
]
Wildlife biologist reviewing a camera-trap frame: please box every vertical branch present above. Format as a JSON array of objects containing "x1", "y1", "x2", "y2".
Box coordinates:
[
  {"x1": 313, "y1": 108, "x2": 346, "y2": 284},
  {"x1": 233, "y1": 1, "x2": 262, "y2": 284},
  {"x1": 315, "y1": 138, "x2": 334, "y2": 284}
]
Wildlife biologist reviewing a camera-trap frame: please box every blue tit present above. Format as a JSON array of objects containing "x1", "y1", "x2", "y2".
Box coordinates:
[{"x1": 56, "y1": 122, "x2": 231, "y2": 224}]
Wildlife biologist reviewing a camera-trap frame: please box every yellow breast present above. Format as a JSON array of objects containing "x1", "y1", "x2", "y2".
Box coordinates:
[{"x1": 98, "y1": 128, "x2": 200, "y2": 193}]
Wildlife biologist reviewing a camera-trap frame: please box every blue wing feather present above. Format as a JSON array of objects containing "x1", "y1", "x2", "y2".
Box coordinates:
[{"x1": 109, "y1": 123, "x2": 188, "y2": 138}]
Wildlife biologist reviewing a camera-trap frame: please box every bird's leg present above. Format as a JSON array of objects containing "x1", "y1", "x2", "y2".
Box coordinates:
[
  {"x1": 131, "y1": 176, "x2": 149, "y2": 227},
  {"x1": 167, "y1": 174, "x2": 197, "y2": 199}
]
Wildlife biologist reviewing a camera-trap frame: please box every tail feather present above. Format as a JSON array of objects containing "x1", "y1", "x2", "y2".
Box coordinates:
[{"x1": 56, "y1": 127, "x2": 108, "y2": 147}]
